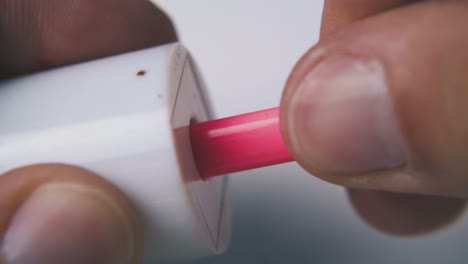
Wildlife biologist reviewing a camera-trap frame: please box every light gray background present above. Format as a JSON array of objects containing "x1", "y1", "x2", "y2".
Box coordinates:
[{"x1": 154, "y1": 1, "x2": 468, "y2": 263}]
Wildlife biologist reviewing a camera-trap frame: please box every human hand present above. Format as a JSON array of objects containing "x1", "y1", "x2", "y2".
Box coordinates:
[
  {"x1": 0, "y1": 1, "x2": 176, "y2": 263},
  {"x1": 280, "y1": 0, "x2": 468, "y2": 235}
]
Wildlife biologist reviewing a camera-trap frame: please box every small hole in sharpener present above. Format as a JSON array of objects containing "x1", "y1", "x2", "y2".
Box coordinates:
[{"x1": 136, "y1": 70, "x2": 146, "y2": 76}]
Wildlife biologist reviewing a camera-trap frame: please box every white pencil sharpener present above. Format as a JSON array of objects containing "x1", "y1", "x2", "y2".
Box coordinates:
[{"x1": 0, "y1": 43, "x2": 231, "y2": 262}]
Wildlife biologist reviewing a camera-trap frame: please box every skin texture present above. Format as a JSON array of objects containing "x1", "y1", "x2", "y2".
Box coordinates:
[
  {"x1": 320, "y1": 0, "x2": 413, "y2": 37},
  {"x1": 0, "y1": 1, "x2": 177, "y2": 263},
  {"x1": 0, "y1": 165, "x2": 143, "y2": 264},
  {"x1": 281, "y1": 0, "x2": 468, "y2": 235},
  {"x1": 0, "y1": 0, "x2": 177, "y2": 78}
]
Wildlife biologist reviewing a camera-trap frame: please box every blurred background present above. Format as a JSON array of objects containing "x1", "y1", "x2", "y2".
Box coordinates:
[{"x1": 154, "y1": 1, "x2": 468, "y2": 263}]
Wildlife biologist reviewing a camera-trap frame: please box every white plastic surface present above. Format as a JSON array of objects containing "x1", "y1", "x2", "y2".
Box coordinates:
[{"x1": 0, "y1": 43, "x2": 230, "y2": 262}]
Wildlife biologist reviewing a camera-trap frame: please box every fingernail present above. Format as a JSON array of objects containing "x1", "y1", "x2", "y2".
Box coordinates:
[
  {"x1": 287, "y1": 55, "x2": 406, "y2": 175},
  {"x1": 1, "y1": 183, "x2": 134, "y2": 264}
]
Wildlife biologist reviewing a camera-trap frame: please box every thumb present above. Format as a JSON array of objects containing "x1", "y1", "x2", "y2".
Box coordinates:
[
  {"x1": 281, "y1": 1, "x2": 468, "y2": 198},
  {"x1": 0, "y1": 164, "x2": 142, "y2": 264}
]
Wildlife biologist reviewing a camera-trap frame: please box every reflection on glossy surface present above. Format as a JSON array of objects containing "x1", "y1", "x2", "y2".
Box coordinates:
[{"x1": 191, "y1": 107, "x2": 293, "y2": 179}]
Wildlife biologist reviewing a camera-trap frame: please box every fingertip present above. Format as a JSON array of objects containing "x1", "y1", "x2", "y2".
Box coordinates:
[
  {"x1": 0, "y1": 164, "x2": 143, "y2": 264},
  {"x1": 282, "y1": 1, "x2": 468, "y2": 197},
  {"x1": 281, "y1": 48, "x2": 406, "y2": 179}
]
